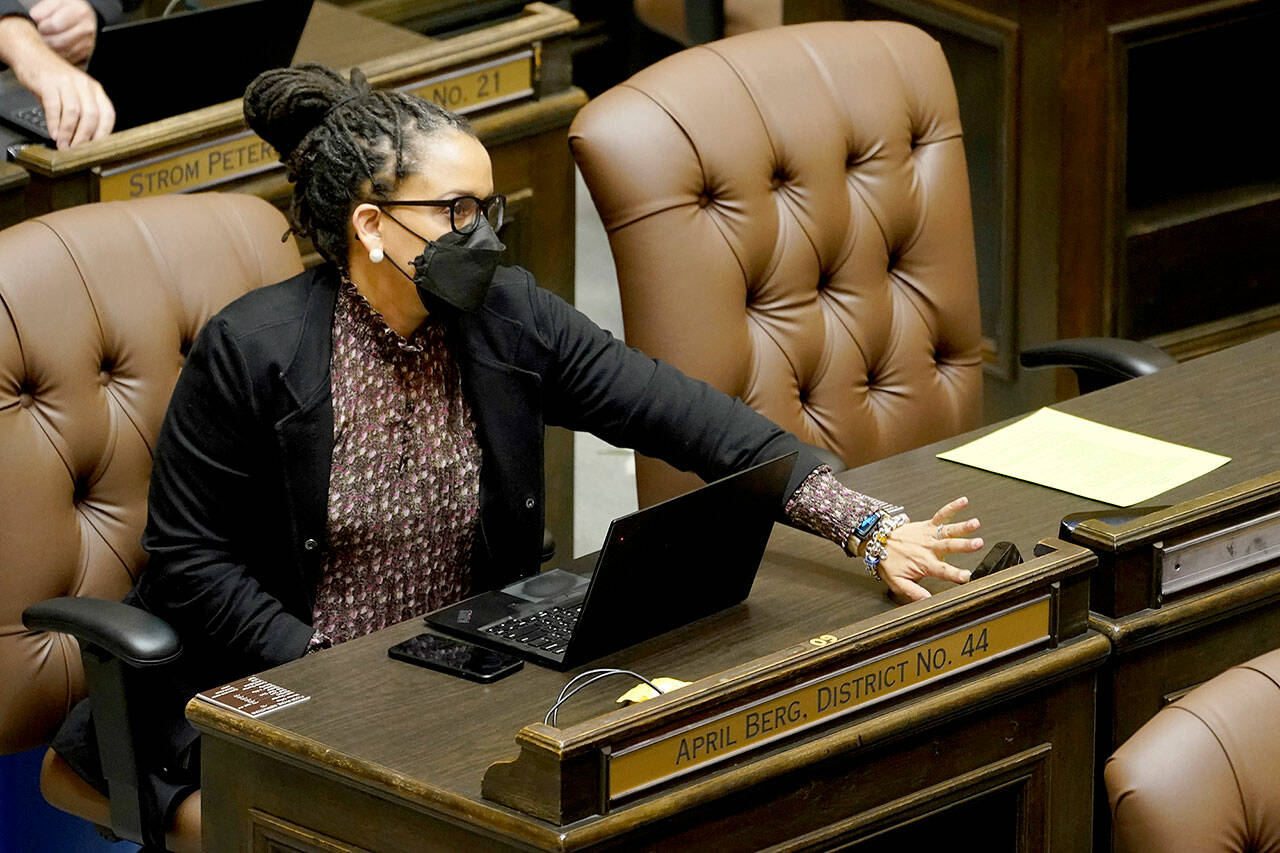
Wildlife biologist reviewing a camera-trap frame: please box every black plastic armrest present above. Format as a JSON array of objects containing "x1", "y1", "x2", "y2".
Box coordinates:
[
  {"x1": 23, "y1": 597, "x2": 181, "y2": 667},
  {"x1": 1020, "y1": 337, "x2": 1176, "y2": 393},
  {"x1": 542, "y1": 527, "x2": 556, "y2": 564},
  {"x1": 803, "y1": 441, "x2": 847, "y2": 475},
  {"x1": 684, "y1": 0, "x2": 726, "y2": 43},
  {"x1": 24, "y1": 597, "x2": 182, "y2": 847}
]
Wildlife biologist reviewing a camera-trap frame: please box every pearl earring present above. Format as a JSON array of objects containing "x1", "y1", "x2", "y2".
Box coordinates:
[{"x1": 369, "y1": 246, "x2": 384, "y2": 264}]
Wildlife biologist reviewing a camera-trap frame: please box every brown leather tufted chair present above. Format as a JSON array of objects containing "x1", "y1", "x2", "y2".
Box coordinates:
[
  {"x1": 1104, "y1": 648, "x2": 1280, "y2": 853},
  {"x1": 1, "y1": 193, "x2": 304, "y2": 850},
  {"x1": 571, "y1": 22, "x2": 986, "y2": 506}
]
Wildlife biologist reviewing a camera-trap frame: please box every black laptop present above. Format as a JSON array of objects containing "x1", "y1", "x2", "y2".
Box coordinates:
[
  {"x1": 426, "y1": 452, "x2": 799, "y2": 670},
  {"x1": 0, "y1": 0, "x2": 314, "y2": 141}
]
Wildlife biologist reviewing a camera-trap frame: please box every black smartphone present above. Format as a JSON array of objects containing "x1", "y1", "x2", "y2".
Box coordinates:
[
  {"x1": 970, "y1": 541, "x2": 1023, "y2": 581},
  {"x1": 387, "y1": 633, "x2": 523, "y2": 683}
]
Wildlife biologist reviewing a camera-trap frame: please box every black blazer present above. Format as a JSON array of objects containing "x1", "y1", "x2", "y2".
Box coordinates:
[{"x1": 133, "y1": 263, "x2": 820, "y2": 688}]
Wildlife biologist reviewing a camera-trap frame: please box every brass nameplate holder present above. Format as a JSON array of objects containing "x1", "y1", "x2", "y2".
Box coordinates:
[
  {"x1": 96, "y1": 131, "x2": 278, "y2": 202},
  {"x1": 608, "y1": 596, "x2": 1050, "y2": 799},
  {"x1": 400, "y1": 50, "x2": 533, "y2": 115},
  {"x1": 91, "y1": 51, "x2": 534, "y2": 203},
  {"x1": 482, "y1": 540, "x2": 1097, "y2": 825}
]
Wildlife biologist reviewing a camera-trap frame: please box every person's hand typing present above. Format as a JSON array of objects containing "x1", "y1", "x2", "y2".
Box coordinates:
[
  {"x1": 29, "y1": 0, "x2": 98, "y2": 66},
  {"x1": 23, "y1": 51, "x2": 114, "y2": 148},
  {"x1": 0, "y1": 14, "x2": 114, "y2": 148},
  {"x1": 878, "y1": 496, "x2": 983, "y2": 602}
]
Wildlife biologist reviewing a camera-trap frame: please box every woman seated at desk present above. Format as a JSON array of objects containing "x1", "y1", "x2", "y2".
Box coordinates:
[{"x1": 52, "y1": 63, "x2": 984, "y2": 825}]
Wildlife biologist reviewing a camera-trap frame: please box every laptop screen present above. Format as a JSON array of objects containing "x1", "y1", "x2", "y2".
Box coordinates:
[
  {"x1": 565, "y1": 452, "x2": 798, "y2": 662},
  {"x1": 425, "y1": 452, "x2": 799, "y2": 669},
  {"x1": 89, "y1": 0, "x2": 314, "y2": 130}
]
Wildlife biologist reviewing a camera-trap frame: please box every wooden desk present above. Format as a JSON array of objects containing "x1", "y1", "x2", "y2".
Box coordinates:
[
  {"x1": 193, "y1": 544, "x2": 1103, "y2": 851},
  {"x1": 0, "y1": 162, "x2": 26, "y2": 228},
  {"x1": 1065, "y1": 471, "x2": 1280, "y2": 849},
  {"x1": 1070, "y1": 470, "x2": 1280, "y2": 745},
  {"x1": 189, "y1": 334, "x2": 1278, "y2": 851},
  {"x1": 833, "y1": 334, "x2": 1280, "y2": 687},
  {"x1": 332, "y1": 0, "x2": 522, "y2": 34}
]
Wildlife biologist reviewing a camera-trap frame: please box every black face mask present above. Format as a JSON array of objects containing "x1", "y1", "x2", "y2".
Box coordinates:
[{"x1": 383, "y1": 213, "x2": 506, "y2": 315}]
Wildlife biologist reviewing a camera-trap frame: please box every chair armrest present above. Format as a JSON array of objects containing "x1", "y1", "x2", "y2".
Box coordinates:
[
  {"x1": 684, "y1": 0, "x2": 726, "y2": 43},
  {"x1": 23, "y1": 596, "x2": 182, "y2": 848},
  {"x1": 22, "y1": 597, "x2": 180, "y2": 667},
  {"x1": 1020, "y1": 337, "x2": 1176, "y2": 393}
]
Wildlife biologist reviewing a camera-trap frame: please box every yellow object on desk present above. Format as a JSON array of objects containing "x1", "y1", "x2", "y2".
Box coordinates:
[
  {"x1": 937, "y1": 407, "x2": 1231, "y2": 505},
  {"x1": 617, "y1": 677, "x2": 692, "y2": 705}
]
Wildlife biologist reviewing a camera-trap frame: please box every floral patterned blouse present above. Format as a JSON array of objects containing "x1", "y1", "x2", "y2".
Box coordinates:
[{"x1": 310, "y1": 281, "x2": 481, "y2": 647}]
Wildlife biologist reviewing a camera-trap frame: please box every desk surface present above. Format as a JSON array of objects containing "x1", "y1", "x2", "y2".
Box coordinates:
[
  {"x1": 294, "y1": 1, "x2": 432, "y2": 67},
  {"x1": 191, "y1": 332, "x2": 1279, "y2": 843},
  {"x1": 845, "y1": 332, "x2": 1278, "y2": 586}
]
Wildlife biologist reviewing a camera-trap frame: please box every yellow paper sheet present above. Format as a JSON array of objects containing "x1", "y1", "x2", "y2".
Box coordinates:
[{"x1": 936, "y1": 408, "x2": 1231, "y2": 506}]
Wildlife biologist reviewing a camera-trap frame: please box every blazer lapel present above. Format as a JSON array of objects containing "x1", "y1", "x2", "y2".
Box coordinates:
[
  {"x1": 273, "y1": 270, "x2": 338, "y2": 602},
  {"x1": 454, "y1": 310, "x2": 545, "y2": 591}
]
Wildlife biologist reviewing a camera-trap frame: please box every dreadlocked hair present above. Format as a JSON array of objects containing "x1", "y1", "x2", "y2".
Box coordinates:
[{"x1": 244, "y1": 63, "x2": 472, "y2": 270}]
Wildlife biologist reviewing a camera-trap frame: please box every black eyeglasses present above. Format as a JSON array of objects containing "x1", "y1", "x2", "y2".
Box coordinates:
[{"x1": 376, "y1": 194, "x2": 505, "y2": 236}]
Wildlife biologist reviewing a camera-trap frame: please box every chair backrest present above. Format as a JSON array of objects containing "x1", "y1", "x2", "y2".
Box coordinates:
[
  {"x1": 1105, "y1": 648, "x2": 1280, "y2": 853},
  {"x1": 570, "y1": 21, "x2": 983, "y2": 506},
  {"x1": 0, "y1": 193, "x2": 304, "y2": 754}
]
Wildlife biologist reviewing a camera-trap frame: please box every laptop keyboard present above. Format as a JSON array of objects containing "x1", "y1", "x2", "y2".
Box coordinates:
[
  {"x1": 482, "y1": 604, "x2": 582, "y2": 655},
  {"x1": 15, "y1": 104, "x2": 47, "y2": 130}
]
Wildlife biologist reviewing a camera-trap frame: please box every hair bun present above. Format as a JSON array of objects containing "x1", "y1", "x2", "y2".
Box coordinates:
[{"x1": 243, "y1": 64, "x2": 370, "y2": 162}]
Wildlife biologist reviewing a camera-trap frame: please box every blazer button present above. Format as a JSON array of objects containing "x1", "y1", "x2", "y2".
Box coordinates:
[
  {"x1": 303, "y1": 538, "x2": 319, "y2": 552},
  {"x1": 524, "y1": 497, "x2": 535, "y2": 510}
]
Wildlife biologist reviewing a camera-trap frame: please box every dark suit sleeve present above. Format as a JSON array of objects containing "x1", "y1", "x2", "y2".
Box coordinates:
[
  {"x1": 0, "y1": 1, "x2": 31, "y2": 20},
  {"x1": 88, "y1": 0, "x2": 121, "y2": 23},
  {"x1": 88, "y1": 0, "x2": 141, "y2": 26},
  {"x1": 137, "y1": 317, "x2": 313, "y2": 669},
  {"x1": 528, "y1": 272, "x2": 821, "y2": 505}
]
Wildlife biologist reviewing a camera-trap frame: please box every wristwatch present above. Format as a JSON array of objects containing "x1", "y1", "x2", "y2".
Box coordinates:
[
  {"x1": 862, "y1": 512, "x2": 910, "y2": 580},
  {"x1": 845, "y1": 508, "x2": 887, "y2": 558}
]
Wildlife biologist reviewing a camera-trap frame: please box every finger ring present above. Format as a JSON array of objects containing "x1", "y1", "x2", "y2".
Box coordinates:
[{"x1": 935, "y1": 525, "x2": 945, "y2": 540}]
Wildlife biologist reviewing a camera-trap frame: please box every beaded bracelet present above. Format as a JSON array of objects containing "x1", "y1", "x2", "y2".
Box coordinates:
[{"x1": 863, "y1": 513, "x2": 909, "y2": 581}]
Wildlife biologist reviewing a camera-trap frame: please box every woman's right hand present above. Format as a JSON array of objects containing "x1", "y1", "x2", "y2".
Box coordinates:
[{"x1": 877, "y1": 496, "x2": 984, "y2": 603}]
